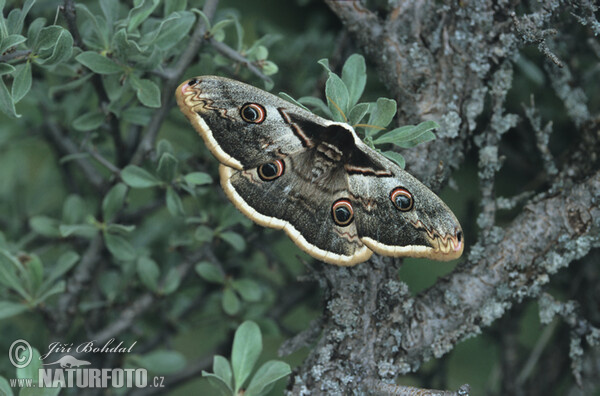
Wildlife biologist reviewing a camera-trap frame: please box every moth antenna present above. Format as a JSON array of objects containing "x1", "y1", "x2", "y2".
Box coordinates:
[
  {"x1": 353, "y1": 123, "x2": 386, "y2": 131},
  {"x1": 326, "y1": 96, "x2": 348, "y2": 123}
]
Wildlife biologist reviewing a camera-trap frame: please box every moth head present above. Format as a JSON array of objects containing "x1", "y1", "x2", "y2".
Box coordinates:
[{"x1": 388, "y1": 181, "x2": 463, "y2": 261}]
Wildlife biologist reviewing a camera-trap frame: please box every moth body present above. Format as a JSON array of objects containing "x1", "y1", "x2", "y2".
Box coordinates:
[{"x1": 176, "y1": 76, "x2": 463, "y2": 265}]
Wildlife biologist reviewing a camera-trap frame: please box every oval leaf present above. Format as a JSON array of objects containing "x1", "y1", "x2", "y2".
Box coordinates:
[
  {"x1": 231, "y1": 320, "x2": 262, "y2": 392},
  {"x1": 137, "y1": 256, "x2": 159, "y2": 291},
  {"x1": 11, "y1": 62, "x2": 31, "y2": 103},
  {"x1": 244, "y1": 360, "x2": 292, "y2": 396},
  {"x1": 341, "y1": 54, "x2": 366, "y2": 108},
  {"x1": 195, "y1": 261, "x2": 225, "y2": 284},
  {"x1": 103, "y1": 232, "x2": 136, "y2": 261},
  {"x1": 76, "y1": 51, "x2": 123, "y2": 74},
  {"x1": 121, "y1": 165, "x2": 161, "y2": 188}
]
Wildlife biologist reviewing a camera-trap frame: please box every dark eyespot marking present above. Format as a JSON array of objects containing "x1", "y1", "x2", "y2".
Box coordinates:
[
  {"x1": 258, "y1": 160, "x2": 284, "y2": 181},
  {"x1": 331, "y1": 199, "x2": 354, "y2": 227},
  {"x1": 390, "y1": 187, "x2": 414, "y2": 212},
  {"x1": 187, "y1": 78, "x2": 198, "y2": 86},
  {"x1": 240, "y1": 103, "x2": 266, "y2": 124}
]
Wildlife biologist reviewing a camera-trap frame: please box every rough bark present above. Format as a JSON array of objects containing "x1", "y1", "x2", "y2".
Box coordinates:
[{"x1": 287, "y1": 1, "x2": 600, "y2": 394}]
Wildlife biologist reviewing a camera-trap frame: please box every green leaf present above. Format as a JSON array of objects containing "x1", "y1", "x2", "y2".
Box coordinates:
[
  {"x1": 29, "y1": 216, "x2": 61, "y2": 238},
  {"x1": 121, "y1": 165, "x2": 162, "y2": 188},
  {"x1": 183, "y1": 172, "x2": 212, "y2": 186},
  {"x1": 160, "y1": 267, "x2": 181, "y2": 295},
  {"x1": 129, "y1": 74, "x2": 161, "y2": 108},
  {"x1": 0, "y1": 301, "x2": 28, "y2": 320},
  {"x1": 75, "y1": 3, "x2": 109, "y2": 48},
  {"x1": 348, "y1": 103, "x2": 370, "y2": 126},
  {"x1": 72, "y1": 111, "x2": 105, "y2": 131},
  {"x1": 231, "y1": 320, "x2": 262, "y2": 392},
  {"x1": 46, "y1": 251, "x2": 79, "y2": 286},
  {"x1": 99, "y1": 270, "x2": 121, "y2": 301},
  {"x1": 100, "y1": 0, "x2": 120, "y2": 26},
  {"x1": 210, "y1": 18, "x2": 234, "y2": 41},
  {"x1": 156, "y1": 139, "x2": 173, "y2": 157},
  {"x1": 202, "y1": 373, "x2": 234, "y2": 396},
  {"x1": 62, "y1": 195, "x2": 87, "y2": 224},
  {"x1": 106, "y1": 223, "x2": 136, "y2": 234},
  {"x1": 298, "y1": 96, "x2": 331, "y2": 117},
  {"x1": 157, "y1": 152, "x2": 178, "y2": 181},
  {"x1": 222, "y1": 287, "x2": 240, "y2": 315},
  {"x1": 232, "y1": 279, "x2": 261, "y2": 302},
  {"x1": 244, "y1": 360, "x2": 292, "y2": 396},
  {"x1": 0, "y1": 34, "x2": 26, "y2": 53},
  {"x1": 367, "y1": 98, "x2": 397, "y2": 130},
  {"x1": 103, "y1": 232, "x2": 136, "y2": 261},
  {"x1": 11, "y1": 62, "x2": 31, "y2": 103},
  {"x1": 132, "y1": 350, "x2": 186, "y2": 375},
  {"x1": 325, "y1": 72, "x2": 349, "y2": 122},
  {"x1": 59, "y1": 224, "x2": 97, "y2": 238},
  {"x1": 143, "y1": 11, "x2": 195, "y2": 50},
  {"x1": 166, "y1": 187, "x2": 185, "y2": 216},
  {"x1": 0, "y1": 63, "x2": 16, "y2": 75},
  {"x1": 112, "y1": 28, "x2": 144, "y2": 59},
  {"x1": 219, "y1": 231, "x2": 246, "y2": 252},
  {"x1": 0, "y1": 78, "x2": 18, "y2": 118},
  {"x1": 24, "y1": 254, "x2": 43, "y2": 295},
  {"x1": 26, "y1": 17, "x2": 46, "y2": 48},
  {"x1": 0, "y1": 250, "x2": 29, "y2": 300},
  {"x1": 102, "y1": 183, "x2": 128, "y2": 221},
  {"x1": 16, "y1": 347, "x2": 41, "y2": 382},
  {"x1": 49, "y1": 73, "x2": 93, "y2": 97},
  {"x1": 37, "y1": 28, "x2": 73, "y2": 66},
  {"x1": 382, "y1": 150, "x2": 405, "y2": 169},
  {"x1": 195, "y1": 261, "x2": 224, "y2": 284},
  {"x1": 373, "y1": 121, "x2": 439, "y2": 146},
  {"x1": 33, "y1": 25, "x2": 61, "y2": 51},
  {"x1": 317, "y1": 58, "x2": 330, "y2": 72},
  {"x1": 261, "y1": 61, "x2": 278, "y2": 76},
  {"x1": 127, "y1": 0, "x2": 160, "y2": 32},
  {"x1": 76, "y1": 51, "x2": 123, "y2": 74},
  {"x1": 0, "y1": 376, "x2": 14, "y2": 396},
  {"x1": 278, "y1": 92, "x2": 310, "y2": 111},
  {"x1": 122, "y1": 106, "x2": 152, "y2": 126},
  {"x1": 341, "y1": 54, "x2": 366, "y2": 108},
  {"x1": 9, "y1": 0, "x2": 35, "y2": 34},
  {"x1": 213, "y1": 355, "x2": 233, "y2": 390},
  {"x1": 194, "y1": 225, "x2": 213, "y2": 243},
  {"x1": 137, "y1": 256, "x2": 159, "y2": 291},
  {"x1": 165, "y1": 0, "x2": 187, "y2": 15},
  {"x1": 34, "y1": 280, "x2": 65, "y2": 303}
]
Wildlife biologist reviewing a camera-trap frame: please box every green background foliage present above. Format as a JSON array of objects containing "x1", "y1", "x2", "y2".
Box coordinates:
[{"x1": 0, "y1": 0, "x2": 596, "y2": 395}]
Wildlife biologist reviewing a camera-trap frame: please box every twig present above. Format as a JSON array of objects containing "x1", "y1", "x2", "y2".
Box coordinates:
[
  {"x1": 88, "y1": 293, "x2": 155, "y2": 345},
  {"x1": 0, "y1": 49, "x2": 32, "y2": 63},
  {"x1": 61, "y1": 0, "x2": 127, "y2": 166},
  {"x1": 53, "y1": 234, "x2": 104, "y2": 335},
  {"x1": 128, "y1": 356, "x2": 213, "y2": 396},
  {"x1": 87, "y1": 146, "x2": 122, "y2": 177},
  {"x1": 517, "y1": 319, "x2": 559, "y2": 386},
  {"x1": 522, "y1": 95, "x2": 559, "y2": 178},
  {"x1": 208, "y1": 38, "x2": 273, "y2": 84},
  {"x1": 130, "y1": 0, "x2": 219, "y2": 165},
  {"x1": 85, "y1": 254, "x2": 199, "y2": 346},
  {"x1": 372, "y1": 382, "x2": 470, "y2": 396},
  {"x1": 510, "y1": 12, "x2": 564, "y2": 68},
  {"x1": 44, "y1": 121, "x2": 106, "y2": 191}
]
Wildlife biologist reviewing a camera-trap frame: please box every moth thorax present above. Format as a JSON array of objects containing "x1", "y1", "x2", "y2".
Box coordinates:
[{"x1": 316, "y1": 142, "x2": 343, "y2": 162}]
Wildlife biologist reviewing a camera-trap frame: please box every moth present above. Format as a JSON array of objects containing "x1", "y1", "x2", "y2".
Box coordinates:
[{"x1": 176, "y1": 76, "x2": 463, "y2": 266}]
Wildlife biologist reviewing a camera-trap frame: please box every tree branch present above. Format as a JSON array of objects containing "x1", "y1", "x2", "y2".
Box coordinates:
[{"x1": 130, "y1": 0, "x2": 219, "y2": 165}]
